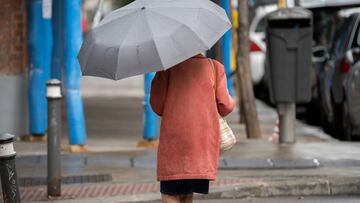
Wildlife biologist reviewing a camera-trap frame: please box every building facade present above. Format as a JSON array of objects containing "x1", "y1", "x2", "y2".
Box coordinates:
[{"x1": 0, "y1": 0, "x2": 28, "y2": 136}]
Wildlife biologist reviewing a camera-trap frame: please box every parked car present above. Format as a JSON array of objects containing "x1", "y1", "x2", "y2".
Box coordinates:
[
  {"x1": 249, "y1": 4, "x2": 277, "y2": 85},
  {"x1": 316, "y1": 11, "x2": 360, "y2": 140},
  {"x1": 298, "y1": 0, "x2": 360, "y2": 8},
  {"x1": 303, "y1": 5, "x2": 360, "y2": 128},
  {"x1": 305, "y1": 8, "x2": 343, "y2": 125},
  {"x1": 340, "y1": 60, "x2": 360, "y2": 139}
]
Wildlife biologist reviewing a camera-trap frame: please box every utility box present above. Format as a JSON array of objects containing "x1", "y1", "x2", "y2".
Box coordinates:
[{"x1": 265, "y1": 7, "x2": 313, "y2": 104}]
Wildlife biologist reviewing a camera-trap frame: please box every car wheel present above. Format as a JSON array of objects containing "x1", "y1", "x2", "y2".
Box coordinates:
[
  {"x1": 333, "y1": 100, "x2": 352, "y2": 141},
  {"x1": 321, "y1": 108, "x2": 333, "y2": 136},
  {"x1": 333, "y1": 102, "x2": 343, "y2": 140},
  {"x1": 306, "y1": 97, "x2": 322, "y2": 126},
  {"x1": 342, "y1": 100, "x2": 353, "y2": 141}
]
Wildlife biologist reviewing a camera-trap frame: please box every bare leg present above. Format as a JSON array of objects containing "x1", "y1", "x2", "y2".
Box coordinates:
[
  {"x1": 180, "y1": 194, "x2": 193, "y2": 203},
  {"x1": 162, "y1": 194, "x2": 181, "y2": 203}
]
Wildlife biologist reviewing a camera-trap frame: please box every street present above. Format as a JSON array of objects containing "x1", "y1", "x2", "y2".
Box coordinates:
[{"x1": 152, "y1": 196, "x2": 360, "y2": 203}]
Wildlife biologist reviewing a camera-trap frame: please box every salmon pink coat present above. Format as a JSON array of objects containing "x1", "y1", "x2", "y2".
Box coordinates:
[{"x1": 150, "y1": 54, "x2": 235, "y2": 181}]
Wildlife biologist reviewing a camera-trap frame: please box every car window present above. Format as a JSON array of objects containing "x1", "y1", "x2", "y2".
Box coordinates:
[
  {"x1": 351, "y1": 21, "x2": 360, "y2": 48},
  {"x1": 329, "y1": 17, "x2": 352, "y2": 55},
  {"x1": 255, "y1": 18, "x2": 266, "y2": 33},
  {"x1": 313, "y1": 9, "x2": 339, "y2": 47}
]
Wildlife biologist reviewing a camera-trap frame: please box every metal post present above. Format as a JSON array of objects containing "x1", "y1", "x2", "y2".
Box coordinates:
[
  {"x1": 64, "y1": 0, "x2": 87, "y2": 145},
  {"x1": 143, "y1": 73, "x2": 159, "y2": 141},
  {"x1": 278, "y1": 103, "x2": 296, "y2": 143},
  {"x1": 46, "y1": 79, "x2": 62, "y2": 196},
  {"x1": 220, "y1": 0, "x2": 234, "y2": 96},
  {"x1": 27, "y1": 0, "x2": 53, "y2": 136},
  {"x1": 277, "y1": 0, "x2": 296, "y2": 144},
  {"x1": 0, "y1": 133, "x2": 21, "y2": 203}
]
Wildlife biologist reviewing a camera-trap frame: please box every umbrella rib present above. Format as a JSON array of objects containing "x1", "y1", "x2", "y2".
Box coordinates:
[
  {"x1": 147, "y1": 0, "x2": 209, "y2": 9},
  {"x1": 97, "y1": 0, "x2": 143, "y2": 27},
  {"x1": 148, "y1": 5, "x2": 231, "y2": 25},
  {"x1": 143, "y1": 10, "x2": 164, "y2": 70},
  {"x1": 114, "y1": 13, "x2": 143, "y2": 79},
  {"x1": 95, "y1": 9, "x2": 138, "y2": 31},
  {"x1": 147, "y1": 9, "x2": 210, "y2": 50}
]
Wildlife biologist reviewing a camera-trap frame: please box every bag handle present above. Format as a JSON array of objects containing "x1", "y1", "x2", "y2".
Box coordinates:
[{"x1": 208, "y1": 59, "x2": 216, "y2": 93}]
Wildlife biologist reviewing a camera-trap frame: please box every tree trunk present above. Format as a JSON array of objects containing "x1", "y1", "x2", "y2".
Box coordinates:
[
  {"x1": 237, "y1": 0, "x2": 261, "y2": 139},
  {"x1": 230, "y1": 0, "x2": 245, "y2": 124}
]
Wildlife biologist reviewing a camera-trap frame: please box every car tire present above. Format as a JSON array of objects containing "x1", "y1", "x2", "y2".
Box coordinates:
[
  {"x1": 306, "y1": 97, "x2": 322, "y2": 126},
  {"x1": 321, "y1": 109, "x2": 333, "y2": 136},
  {"x1": 342, "y1": 100, "x2": 353, "y2": 141},
  {"x1": 320, "y1": 94, "x2": 333, "y2": 136},
  {"x1": 333, "y1": 100, "x2": 352, "y2": 141}
]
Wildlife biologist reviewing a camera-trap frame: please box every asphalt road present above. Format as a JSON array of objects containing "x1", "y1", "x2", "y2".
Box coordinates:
[
  {"x1": 193, "y1": 196, "x2": 360, "y2": 203},
  {"x1": 152, "y1": 196, "x2": 360, "y2": 203}
]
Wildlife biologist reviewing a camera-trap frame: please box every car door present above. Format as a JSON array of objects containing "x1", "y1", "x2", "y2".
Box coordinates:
[
  {"x1": 332, "y1": 15, "x2": 360, "y2": 105},
  {"x1": 343, "y1": 17, "x2": 360, "y2": 129},
  {"x1": 319, "y1": 16, "x2": 353, "y2": 123}
]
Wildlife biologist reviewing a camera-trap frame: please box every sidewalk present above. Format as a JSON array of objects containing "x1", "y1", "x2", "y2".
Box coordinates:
[{"x1": 3, "y1": 96, "x2": 360, "y2": 202}]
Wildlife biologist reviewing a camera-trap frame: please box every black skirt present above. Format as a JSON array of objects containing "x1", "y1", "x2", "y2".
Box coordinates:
[{"x1": 160, "y1": 179, "x2": 210, "y2": 195}]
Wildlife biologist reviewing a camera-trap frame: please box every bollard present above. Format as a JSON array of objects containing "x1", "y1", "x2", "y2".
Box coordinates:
[
  {"x1": 143, "y1": 73, "x2": 160, "y2": 141},
  {"x1": 64, "y1": 0, "x2": 87, "y2": 146},
  {"x1": 27, "y1": 0, "x2": 52, "y2": 137},
  {"x1": 0, "y1": 133, "x2": 21, "y2": 203},
  {"x1": 46, "y1": 79, "x2": 62, "y2": 196},
  {"x1": 220, "y1": 0, "x2": 234, "y2": 96}
]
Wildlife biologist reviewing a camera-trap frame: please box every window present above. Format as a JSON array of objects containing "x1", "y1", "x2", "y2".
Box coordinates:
[
  {"x1": 329, "y1": 16, "x2": 351, "y2": 55},
  {"x1": 255, "y1": 18, "x2": 266, "y2": 33},
  {"x1": 351, "y1": 21, "x2": 360, "y2": 48}
]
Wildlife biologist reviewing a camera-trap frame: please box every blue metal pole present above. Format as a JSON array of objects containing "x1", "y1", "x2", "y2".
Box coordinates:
[
  {"x1": 51, "y1": 0, "x2": 63, "y2": 80},
  {"x1": 144, "y1": 73, "x2": 160, "y2": 141},
  {"x1": 220, "y1": 0, "x2": 234, "y2": 96},
  {"x1": 27, "y1": 0, "x2": 53, "y2": 136},
  {"x1": 64, "y1": 0, "x2": 87, "y2": 145}
]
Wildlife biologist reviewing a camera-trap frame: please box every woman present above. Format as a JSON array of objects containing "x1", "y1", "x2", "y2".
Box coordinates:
[{"x1": 150, "y1": 53, "x2": 235, "y2": 203}]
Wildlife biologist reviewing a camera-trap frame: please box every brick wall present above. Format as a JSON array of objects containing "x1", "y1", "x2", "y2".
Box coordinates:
[{"x1": 0, "y1": 0, "x2": 27, "y2": 75}]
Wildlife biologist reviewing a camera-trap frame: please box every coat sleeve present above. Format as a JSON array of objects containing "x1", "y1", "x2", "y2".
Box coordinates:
[
  {"x1": 150, "y1": 71, "x2": 169, "y2": 117},
  {"x1": 214, "y1": 60, "x2": 235, "y2": 117}
]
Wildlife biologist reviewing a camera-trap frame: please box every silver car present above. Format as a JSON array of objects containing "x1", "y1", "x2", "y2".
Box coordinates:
[
  {"x1": 298, "y1": 0, "x2": 360, "y2": 8},
  {"x1": 342, "y1": 60, "x2": 360, "y2": 139},
  {"x1": 319, "y1": 12, "x2": 360, "y2": 140},
  {"x1": 249, "y1": 4, "x2": 277, "y2": 85}
]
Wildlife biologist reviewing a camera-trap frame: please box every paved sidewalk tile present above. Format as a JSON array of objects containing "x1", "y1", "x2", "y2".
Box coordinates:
[{"x1": 0, "y1": 178, "x2": 262, "y2": 202}]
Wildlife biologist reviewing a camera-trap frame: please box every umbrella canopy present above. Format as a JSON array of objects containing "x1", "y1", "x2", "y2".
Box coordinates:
[{"x1": 79, "y1": 0, "x2": 232, "y2": 80}]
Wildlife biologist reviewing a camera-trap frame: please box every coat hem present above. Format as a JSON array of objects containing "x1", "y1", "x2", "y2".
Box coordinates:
[{"x1": 157, "y1": 173, "x2": 216, "y2": 181}]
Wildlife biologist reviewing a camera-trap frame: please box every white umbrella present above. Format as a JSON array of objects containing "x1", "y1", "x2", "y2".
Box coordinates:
[{"x1": 78, "y1": 0, "x2": 232, "y2": 80}]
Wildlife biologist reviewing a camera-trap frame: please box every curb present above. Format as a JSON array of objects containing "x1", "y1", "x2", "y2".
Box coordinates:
[
  {"x1": 26, "y1": 176, "x2": 360, "y2": 203},
  {"x1": 125, "y1": 177, "x2": 360, "y2": 203},
  {"x1": 211, "y1": 179, "x2": 330, "y2": 199},
  {"x1": 205, "y1": 177, "x2": 360, "y2": 200}
]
